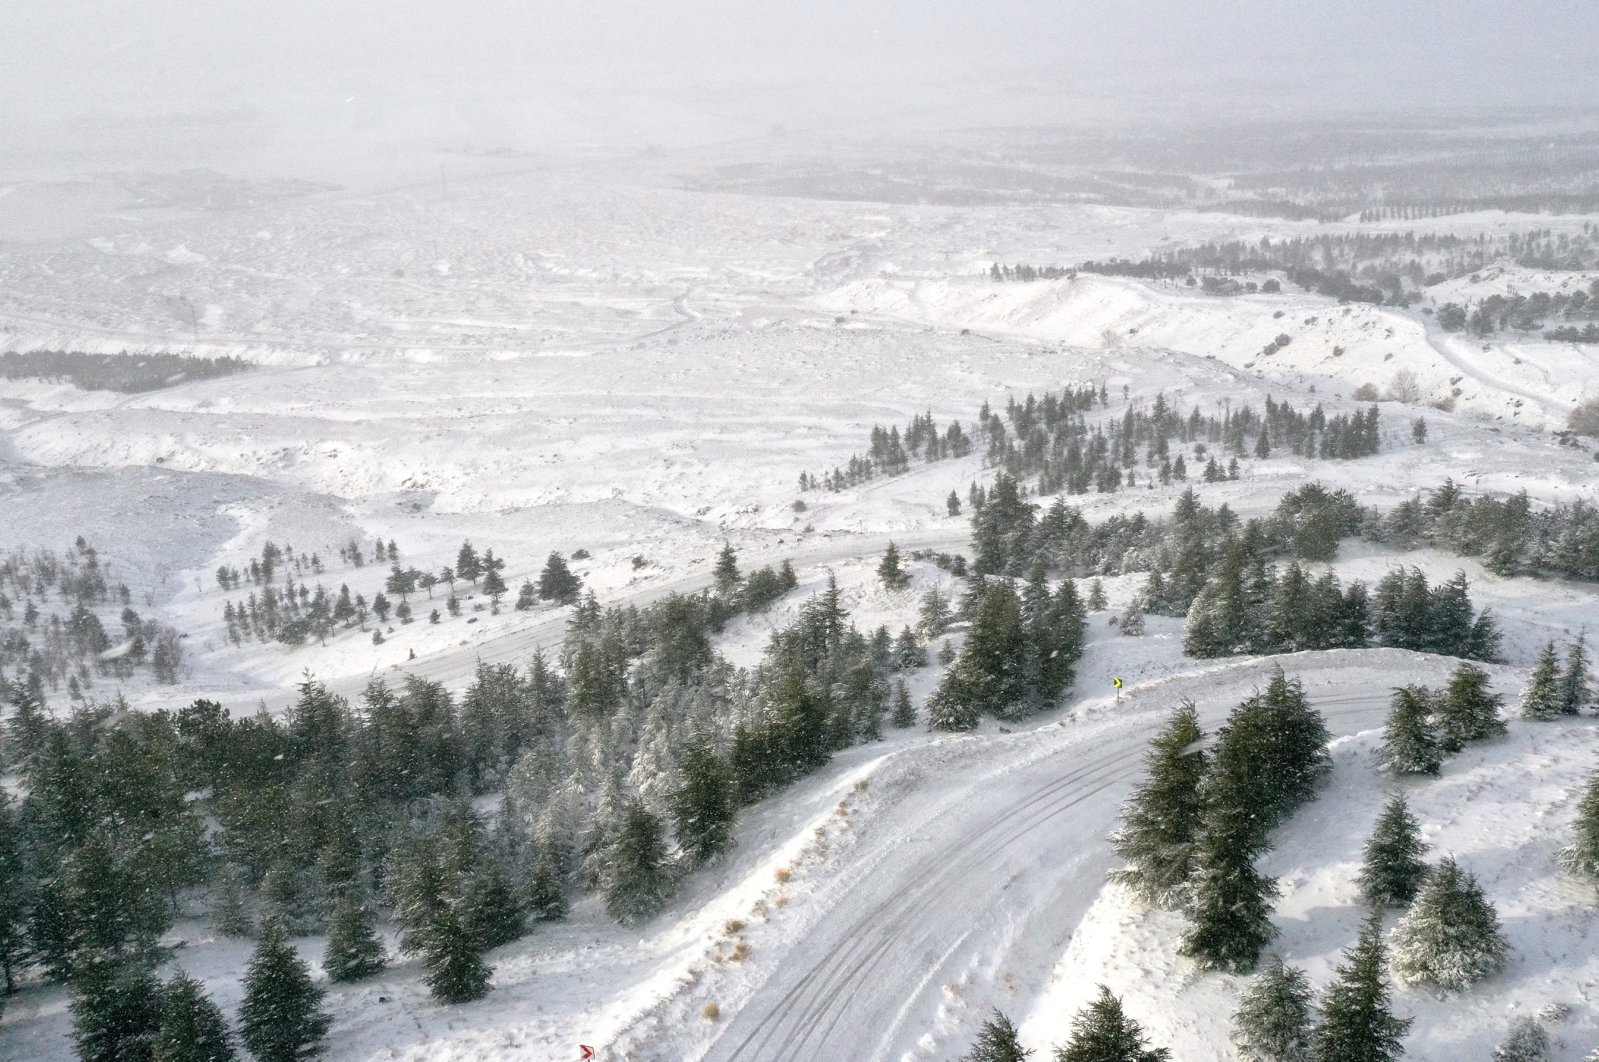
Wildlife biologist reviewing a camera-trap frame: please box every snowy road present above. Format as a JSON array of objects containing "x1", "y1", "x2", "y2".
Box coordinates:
[{"x1": 697, "y1": 684, "x2": 1393, "y2": 1062}]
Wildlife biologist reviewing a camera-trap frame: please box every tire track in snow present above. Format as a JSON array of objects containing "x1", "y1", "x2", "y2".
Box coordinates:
[{"x1": 704, "y1": 690, "x2": 1391, "y2": 1061}]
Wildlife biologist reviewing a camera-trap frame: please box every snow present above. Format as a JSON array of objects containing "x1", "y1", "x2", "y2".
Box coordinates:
[
  {"x1": 1021, "y1": 686, "x2": 1599, "y2": 1061},
  {"x1": 1, "y1": 136, "x2": 1598, "y2": 1060}
]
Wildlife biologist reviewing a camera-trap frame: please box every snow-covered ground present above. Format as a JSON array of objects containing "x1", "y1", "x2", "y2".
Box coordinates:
[{"x1": 2, "y1": 138, "x2": 1597, "y2": 1060}]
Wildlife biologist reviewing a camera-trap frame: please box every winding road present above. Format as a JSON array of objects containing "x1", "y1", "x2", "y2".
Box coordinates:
[{"x1": 696, "y1": 684, "x2": 1393, "y2": 1062}]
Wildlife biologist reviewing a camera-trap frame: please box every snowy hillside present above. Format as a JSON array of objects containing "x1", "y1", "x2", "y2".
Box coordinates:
[{"x1": 2, "y1": 115, "x2": 1598, "y2": 1062}]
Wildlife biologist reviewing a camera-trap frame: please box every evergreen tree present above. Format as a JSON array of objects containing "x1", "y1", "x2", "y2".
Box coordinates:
[
  {"x1": 0, "y1": 789, "x2": 29, "y2": 994},
  {"x1": 1492, "y1": 1018, "x2": 1551, "y2": 1062},
  {"x1": 894, "y1": 626, "x2": 926, "y2": 670},
  {"x1": 919, "y1": 588, "x2": 953, "y2": 637},
  {"x1": 239, "y1": 922, "x2": 331, "y2": 1062},
  {"x1": 322, "y1": 897, "x2": 386, "y2": 983},
  {"x1": 1357, "y1": 795, "x2": 1430, "y2": 909},
  {"x1": 461, "y1": 860, "x2": 525, "y2": 952},
  {"x1": 480, "y1": 564, "x2": 507, "y2": 609},
  {"x1": 152, "y1": 971, "x2": 236, "y2": 1062},
  {"x1": 538, "y1": 553, "x2": 582, "y2": 604},
  {"x1": 526, "y1": 824, "x2": 571, "y2": 924},
  {"x1": 1119, "y1": 601, "x2": 1146, "y2": 636},
  {"x1": 1435, "y1": 663, "x2": 1506, "y2": 751},
  {"x1": 947, "y1": 489, "x2": 962, "y2": 517},
  {"x1": 1087, "y1": 579, "x2": 1108, "y2": 612},
  {"x1": 455, "y1": 541, "x2": 482, "y2": 584},
  {"x1": 962, "y1": 1009, "x2": 1032, "y2": 1062},
  {"x1": 670, "y1": 732, "x2": 736, "y2": 866},
  {"x1": 1313, "y1": 918, "x2": 1409, "y2": 1062},
  {"x1": 1558, "y1": 632, "x2": 1592, "y2": 716},
  {"x1": 71, "y1": 954, "x2": 165, "y2": 1062},
  {"x1": 1109, "y1": 702, "x2": 1207, "y2": 909},
  {"x1": 1231, "y1": 955, "x2": 1315, "y2": 1062},
  {"x1": 878, "y1": 542, "x2": 911, "y2": 591},
  {"x1": 394, "y1": 839, "x2": 448, "y2": 957},
  {"x1": 928, "y1": 581, "x2": 1030, "y2": 728},
  {"x1": 1379, "y1": 685, "x2": 1441, "y2": 776},
  {"x1": 209, "y1": 864, "x2": 253, "y2": 940},
  {"x1": 423, "y1": 902, "x2": 492, "y2": 1004},
  {"x1": 1558, "y1": 769, "x2": 1599, "y2": 883},
  {"x1": 713, "y1": 543, "x2": 741, "y2": 596},
  {"x1": 1518, "y1": 642, "x2": 1564, "y2": 720},
  {"x1": 1053, "y1": 985, "x2": 1170, "y2": 1062},
  {"x1": 604, "y1": 799, "x2": 673, "y2": 925},
  {"x1": 1390, "y1": 856, "x2": 1508, "y2": 990},
  {"x1": 891, "y1": 680, "x2": 916, "y2": 728},
  {"x1": 1178, "y1": 817, "x2": 1279, "y2": 973}
]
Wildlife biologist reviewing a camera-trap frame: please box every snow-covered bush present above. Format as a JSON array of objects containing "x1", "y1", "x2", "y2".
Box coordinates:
[{"x1": 1492, "y1": 1017, "x2": 1550, "y2": 1061}]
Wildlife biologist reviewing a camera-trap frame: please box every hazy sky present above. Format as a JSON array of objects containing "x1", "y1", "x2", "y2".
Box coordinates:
[{"x1": 3, "y1": 1, "x2": 1597, "y2": 178}]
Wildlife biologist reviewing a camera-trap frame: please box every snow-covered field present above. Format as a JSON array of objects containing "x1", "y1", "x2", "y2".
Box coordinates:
[{"x1": 2, "y1": 136, "x2": 1597, "y2": 1060}]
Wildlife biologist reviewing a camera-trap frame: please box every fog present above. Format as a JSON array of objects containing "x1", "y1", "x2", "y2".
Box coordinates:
[{"x1": 4, "y1": 0, "x2": 1598, "y2": 181}]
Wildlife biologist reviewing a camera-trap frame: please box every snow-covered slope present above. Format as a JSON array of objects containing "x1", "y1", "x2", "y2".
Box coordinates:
[{"x1": 2, "y1": 143, "x2": 1598, "y2": 1062}]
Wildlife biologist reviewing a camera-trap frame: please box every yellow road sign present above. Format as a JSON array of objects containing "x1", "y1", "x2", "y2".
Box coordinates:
[{"x1": 1113, "y1": 677, "x2": 1124, "y2": 689}]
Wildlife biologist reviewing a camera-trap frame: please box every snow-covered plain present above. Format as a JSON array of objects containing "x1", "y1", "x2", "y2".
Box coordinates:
[{"x1": 1, "y1": 139, "x2": 1597, "y2": 1060}]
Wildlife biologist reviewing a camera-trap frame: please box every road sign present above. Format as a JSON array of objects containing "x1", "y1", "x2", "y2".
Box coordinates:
[
  {"x1": 1113, "y1": 677, "x2": 1123, "y2": 690},
  {"x1": 580, "y1": 1048, "x2": 595, "y2": 1060}
]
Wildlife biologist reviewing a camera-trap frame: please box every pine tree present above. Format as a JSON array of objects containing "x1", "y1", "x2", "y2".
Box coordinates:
[
  {"x1": 1053, "y1": 985, "x2": 1170, "y2": 1062},
  {"x1": 878, "y1": 542, "x2": 911, "y2": 591},
  {"x1": 1357, "y1": 795, "x2": 1430, "y2": 908},
  {"x1": 1313, "y1": 917, "x2": 1409, "y2": 1062},
  {"x1": 523, "y1": 808, "x2": 572, "y2": 924},
  {"x1": 894, "y1": 626, "x2": 926, "y2": 670},
  {"x1": 605, "y1": 799, "x2": 673, "y2": 925},
  {"x1": 891, "y1": 680, "x2": 916, "y2": 728},
  {"x1": 480, "y1": 564, "x2": 507, "y2": 609},
  {"x1": 929, "y1": 581, "x2": 1030, "y2": 728},
  {"x1": 947, "y1": 489, "x2": 962, "y2": 517},
  {"x1": 1087, "y1": 579, "x2": 1108, "y2": 612},
  {"x1": 1558, "y1": 632, "x2": 1592, "y2": 716},
  {"x1": 1558, "y1": 769, "x2": 1599, "y2": 883},
  {"x1": 323, "y1": 897, "x2": 387, "y2": 983},
  {"x1": 238, "y1": 922, "x2": 331, "y2": 1061},
  {"x1": 461, "y1": 860, "x2": 525, "y2": 951},
  {"x1": 538, "y1": 552, "x2": 582, "y2": 604},
  {"x1": 1390, "y1": 856, "x2": 1508, "y2": 990},
  {"x1": 152, "y1": 971, "x2": 236, "y2": 1062},
  {"x1": 1518, "y1": 642, "x2": 1564, "y2": 720},
  {"x1": 1231, "y1": 955, "x2": 1315, "y2": 1062},
  {"x1": 1435, "y1": 662, "x2": 1506, "y2": 751},
  {"x1": 0, "y1": 789, "x2": 30, "y2": 994},
  {"x1": 919, "y1": 588, "x2": 953, "y2": 637},
  {"x1": 423, "y1": 902, "x2": 492, "y2": 1004},
  {"x1": 71, "y1": 954, "x2": 165, "y2": 1062},
  {"x1": 1119, "y1": 601, "x2": 1145, "y2": 636},
  {"x1": 670, "y1": 732, "x2": 737, "y2": 866},
  {"x1": 713, "y1": 543, "x2": 741, "y2": 596},
  {"x1": 962, "y1": 1008, "x2": 1032, "y2": 1061},
  {"x1": 395, "y1": 839, "x2": 448, "y2": 957},
  {"x1": 1379, "y1": 685, "x2": 1441, "y2": 776},
  {"x1": 1492, "y1": 1017, "x2": 1551, "y2": 1061},
  {"x1": 455, "y1": 541, "x2": 482, "y2": 584},
  {"x1": 1109, "y1": 702, "x2": 1207, "y2": 908},
  {"x1": 1179, "y1": 820, "x2": 1279, "y2": 973}
]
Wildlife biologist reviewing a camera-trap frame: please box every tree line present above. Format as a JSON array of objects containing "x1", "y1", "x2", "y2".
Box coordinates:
[
  {"x1": 0, "y1": 350, "x2": 252, "y2": 394},
  {"x1": 0, "y1": 538, "x2": 184, "y2": 707},
  {"x1": 0, "y1": 542, "x2": 988, "y2": 1055}
]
